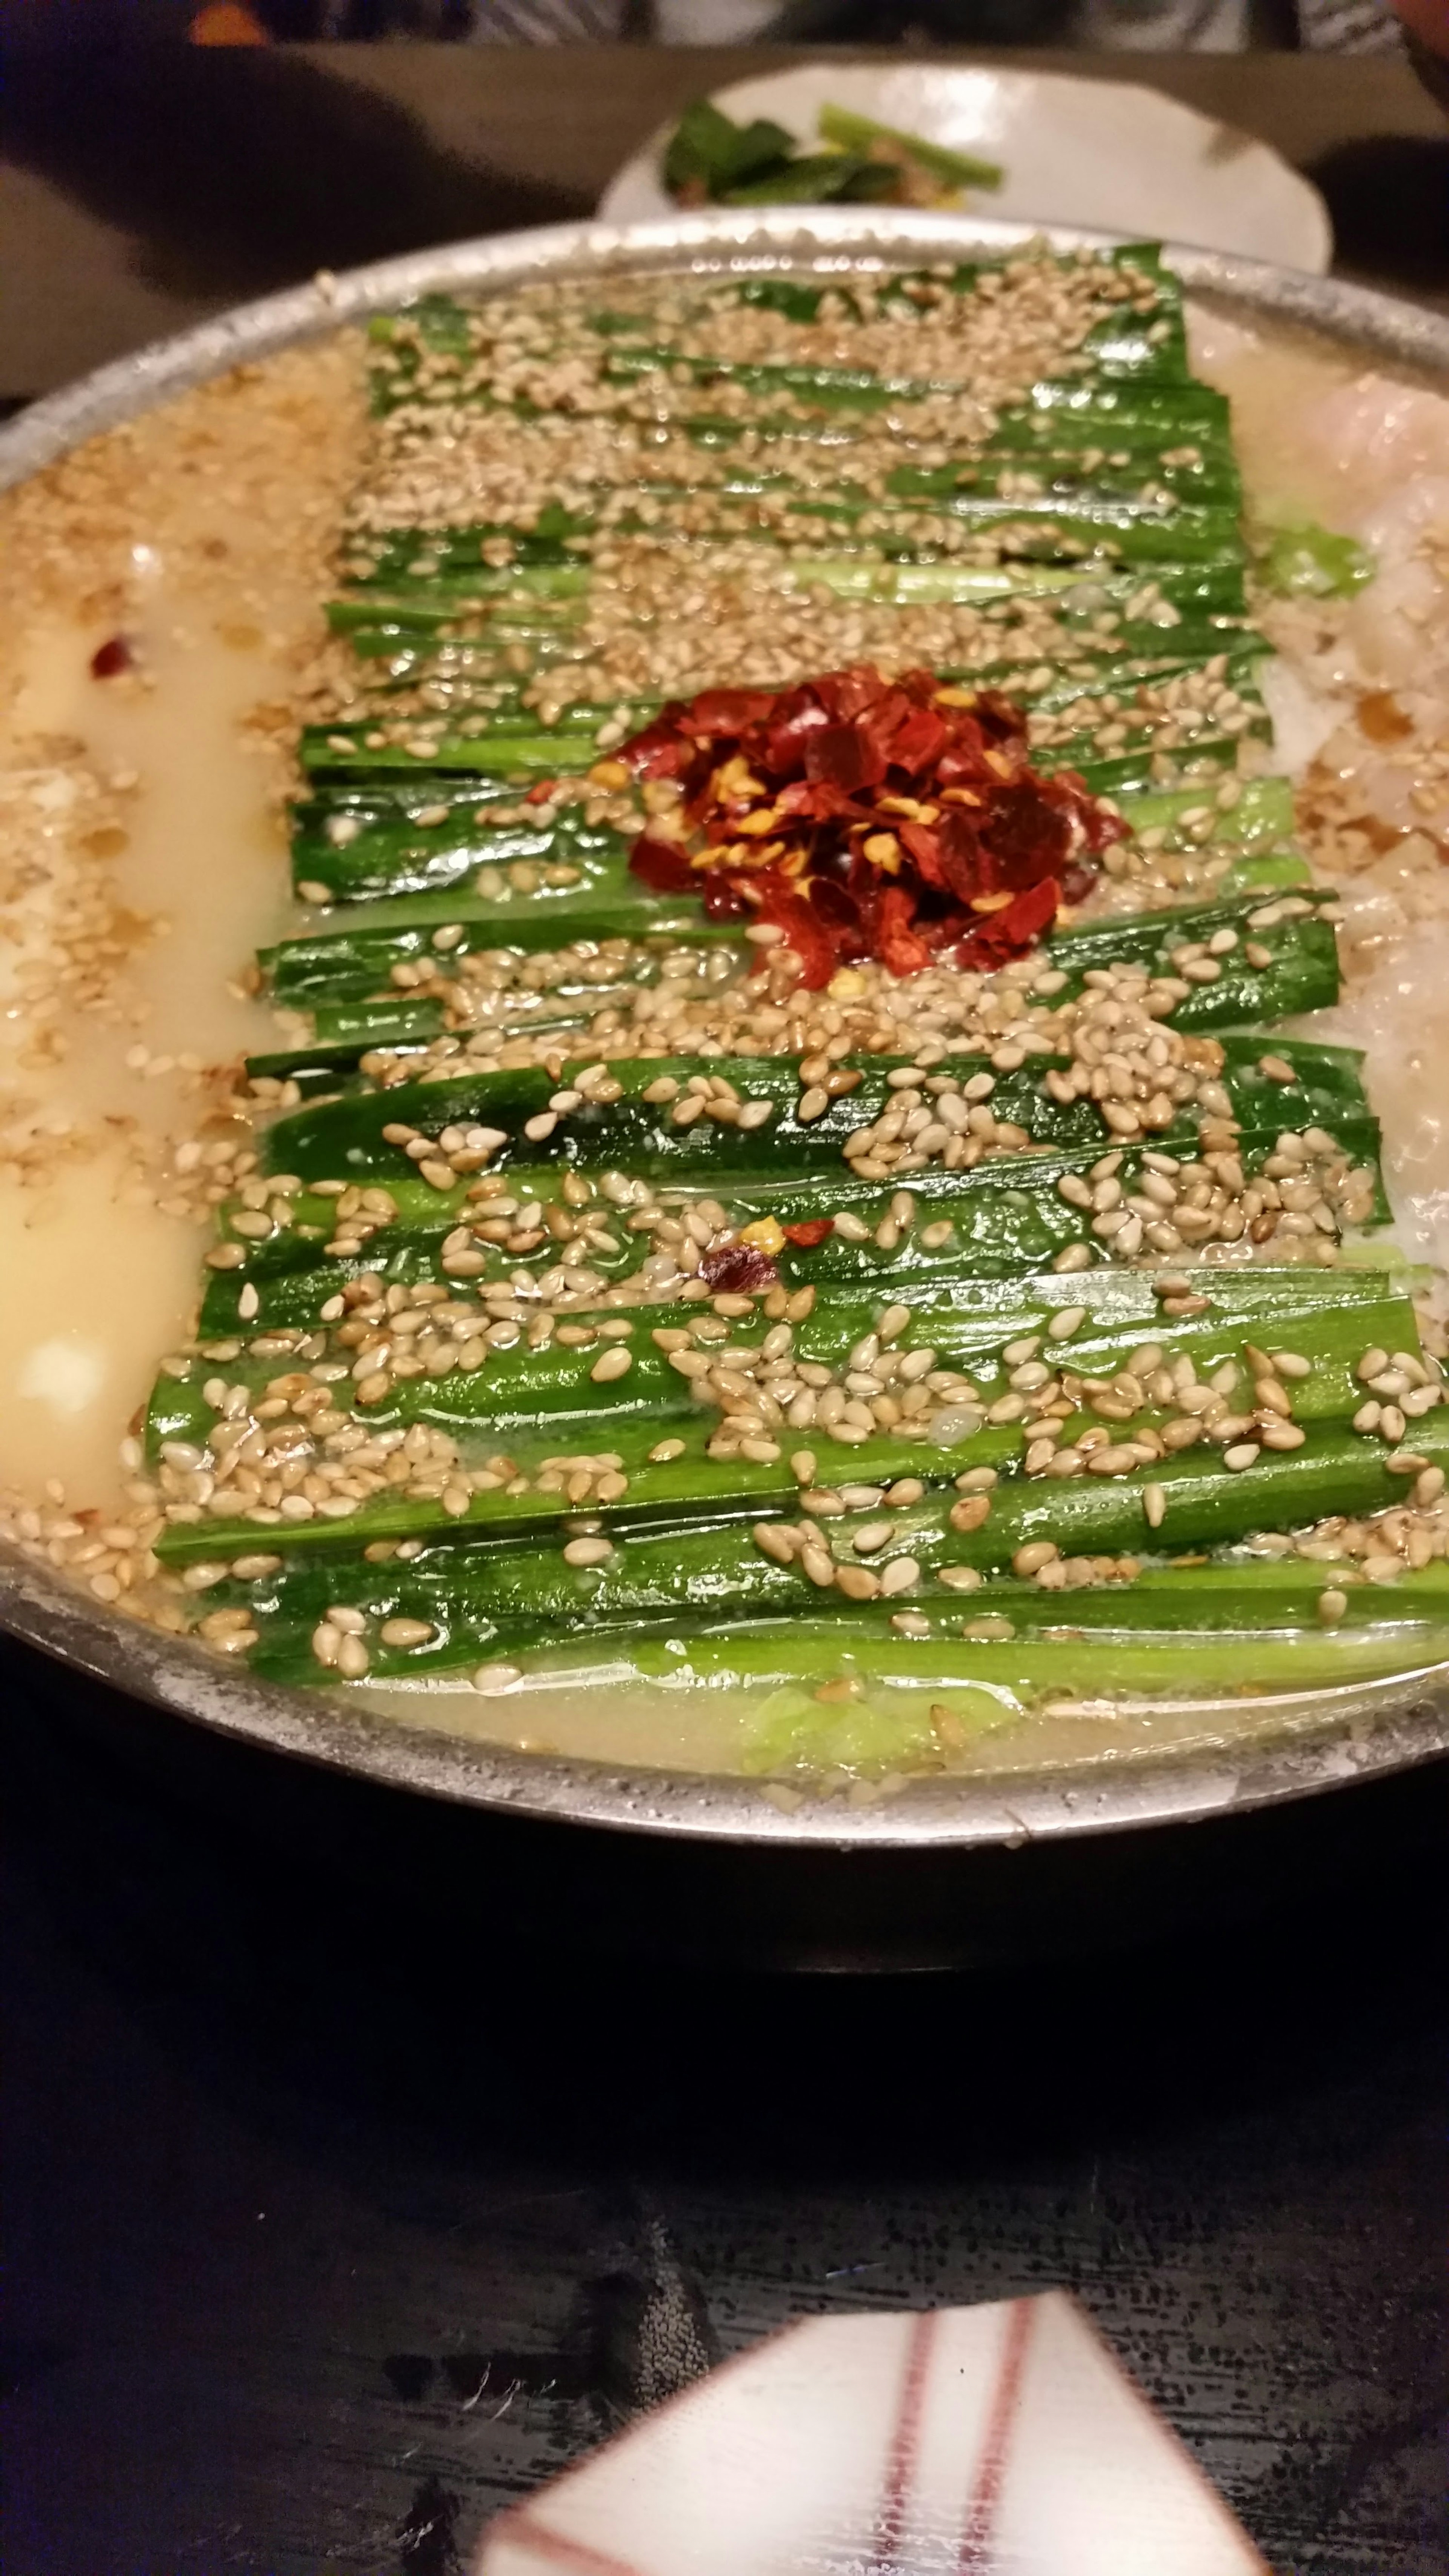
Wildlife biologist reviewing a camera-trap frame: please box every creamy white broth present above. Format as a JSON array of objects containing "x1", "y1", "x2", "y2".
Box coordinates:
[
  {"x1": 1188, "y1": 301, "x2": 1449, "y2": 1290},
  {"x1": 0, "y1": 343, "x2": 363, "y2": 1509},
  {"x1": 0, "y1": 613, "x2": 292, "y2": 1504},
  {"x1": 2, "y1": 295, "x2": 1449, "y2": 1776}
]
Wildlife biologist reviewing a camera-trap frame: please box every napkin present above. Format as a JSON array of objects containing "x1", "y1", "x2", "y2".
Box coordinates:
[{"x1": 475, "y1": 2290, "x2": 1266, "y2": 2574}]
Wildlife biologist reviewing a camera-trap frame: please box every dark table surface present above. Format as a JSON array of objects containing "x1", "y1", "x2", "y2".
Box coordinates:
[
  {"x1": 3, "y1": 39, "x2": 1449, "y2": 2576},
  {"x1": 3, "y1": 1666, "x2": 1447, "y2": 2576},
  {"x1": 2, "y1": 38, "x2": 1449, "y2": 397}
]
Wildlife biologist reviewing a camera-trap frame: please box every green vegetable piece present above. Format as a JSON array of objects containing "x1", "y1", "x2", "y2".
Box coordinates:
[
  {"x1": 722, "y1": 154, "x2": 900, "y2": 208},
  {"x1": 743, "y1": 1684, "x2": 942, "y2": 1776},
  {"x1": 663, "y1": 100, "x2": 797, "y2": 198},
  {"x1": 816, "y1": 102, "x2": 1004, "y2": 193},
  {"x1": 1256, "y1": 519, "x2": 1375, "y2": 601}
]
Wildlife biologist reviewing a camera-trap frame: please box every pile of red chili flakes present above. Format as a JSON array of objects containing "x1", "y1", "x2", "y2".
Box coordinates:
[
  {"x1": 614, "y1": 659, "x2": 1124, "y2": 989},
  {"x1": 619, "y1": 664, "x2": 1124, "y2": 990}
]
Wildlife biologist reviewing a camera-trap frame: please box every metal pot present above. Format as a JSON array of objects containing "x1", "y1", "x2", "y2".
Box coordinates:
[{"x1": 4, "y1": 209, "x2": 1448, "y2": 1954}]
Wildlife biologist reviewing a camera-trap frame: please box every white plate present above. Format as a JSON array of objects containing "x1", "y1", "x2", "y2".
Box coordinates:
[{"x1": 598, "y1": 62, "x2": 1332, "y2": 273}]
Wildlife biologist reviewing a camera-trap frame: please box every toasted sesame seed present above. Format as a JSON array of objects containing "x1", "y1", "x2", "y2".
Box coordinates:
[
  {"x1": 380, "y1": 1618, "x2": 435, "y2": 1649},
  {"x1": 851, "y1": 1520, "x2": 895, "y2": 1555},
  {"x1": 473, "y1": 1661, "x2": 522, "y2": 1693},
  {"x1": 563, "y1": 1535, "x2": 614, "y2": 1568},
  {"x1": 754, "y1": 1523, "x2": 797, "y2": 1564},
  {"x1": 1013, "y1": 1540, "x2": 1060, "y2": 1575},
  {"x1": 1047, "y1": 1306, "x2": 1086, "y2": 1340},
  {"x1": 835, "y1": 1563, "x2": 881, "y2": 1601}
]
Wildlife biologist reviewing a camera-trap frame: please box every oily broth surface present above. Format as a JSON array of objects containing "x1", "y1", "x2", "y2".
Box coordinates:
[
  {"x1": 362, "y1": 1660, "x2": 1434, "y2": 1779},
  {"x1": 1, "y1": 298, "x2": 1447, "y2": 1777}
]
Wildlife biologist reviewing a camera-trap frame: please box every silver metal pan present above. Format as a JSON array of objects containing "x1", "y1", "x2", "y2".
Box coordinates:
[{"x1": 4, "y1": 208, "x2": 1449, "y2": 1887}]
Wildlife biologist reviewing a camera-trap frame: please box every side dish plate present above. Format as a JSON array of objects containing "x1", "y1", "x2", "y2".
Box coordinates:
[{"x1": 598, "y1": 66, "x2": 1332, "y2": 274}]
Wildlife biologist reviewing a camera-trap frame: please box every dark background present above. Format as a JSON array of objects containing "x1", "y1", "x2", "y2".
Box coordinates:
[
  {"x1": 3, "y1": 1655, "x2": 1446, "y2": 2576},
  {"x1": 2, "y1": 37, "x2": 1447, "y2": 2575}
]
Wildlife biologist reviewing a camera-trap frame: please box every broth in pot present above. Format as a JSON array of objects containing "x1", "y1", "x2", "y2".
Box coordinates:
[{"x1": 4, "y1": 247, "x2": 1449, "y2": 1796}]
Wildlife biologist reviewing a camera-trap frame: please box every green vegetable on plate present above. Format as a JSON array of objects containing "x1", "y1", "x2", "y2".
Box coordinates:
[{"x1": 661, "y1": 95, "x2": 1004, "y2": 210}]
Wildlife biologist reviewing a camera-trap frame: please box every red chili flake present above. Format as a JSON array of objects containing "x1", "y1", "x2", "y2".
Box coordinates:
[
  {"x1": 615, "y1": 701, "x2": 698, "y2": 781},
  {"x1": 803, "y1": 720, "x2": 887, "y2": 794},
  {"x1": 956, "y1": 876, "x2": 1062, "y2": 972},
  {"x1": 525, "y1": 777, "x2": 562, "y2": 805},
  {"x1": 628, "y1": 833, "x2": 696, "y2": 895},
  {"x1": 699, "y1": 1243, "x2": 778, "y2": 1294},
  {"x1": 89, "y1": 636, "x2": 134, "y2": 679},
  {"x1": 875, "y1": 884, "x2": 934, "y2": 979},
  {"x1": 688, "y1": 687, "x2": 778, "y2": 738},
  {"x1": 617, "y1": 664, "x2": 1122, "y2": 985},
  {"x1": 780, "y1": 1218, "x2": 835, "y2": 1249},
  {"x1": 753, "y1": 885, "x2": 840, "y2": 990}
]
